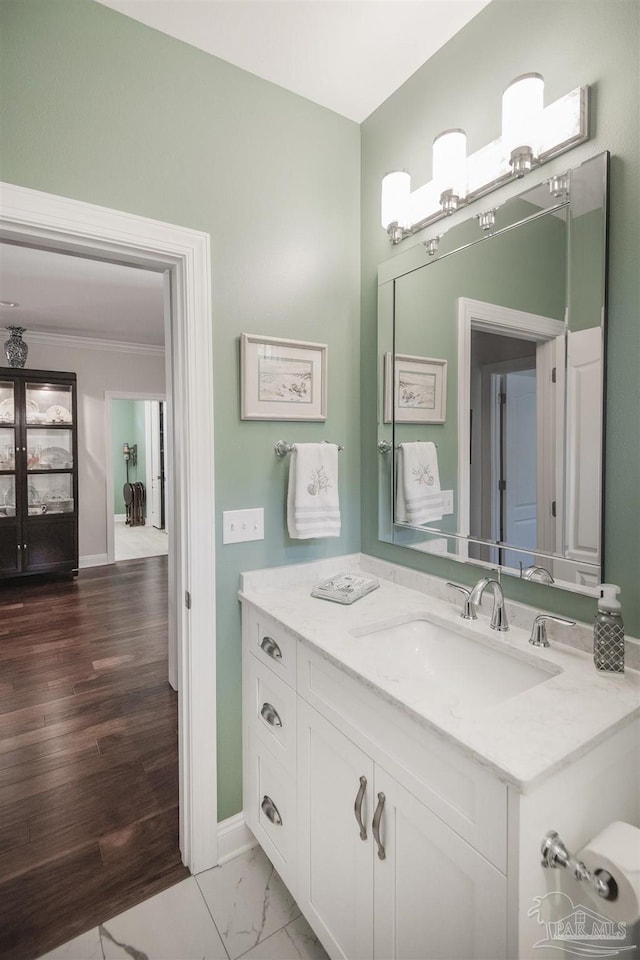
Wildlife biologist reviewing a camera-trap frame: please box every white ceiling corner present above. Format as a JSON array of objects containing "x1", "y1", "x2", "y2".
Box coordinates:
[{"x1": 94, "y1": 0, "x2": 491, "y2": 123}]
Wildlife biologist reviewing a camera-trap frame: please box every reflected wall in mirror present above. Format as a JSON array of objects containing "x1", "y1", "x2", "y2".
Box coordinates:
[{"x1": 377, "y1": 152, "x2": 608, "y2": 594}]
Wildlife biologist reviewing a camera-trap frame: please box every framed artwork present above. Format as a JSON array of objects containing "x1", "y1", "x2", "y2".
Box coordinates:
[
  {"x1": 384, "y1": 352, "x2": 447, "y2": 423},
  {"x1": 241, "y1": 333, "x2": 327, "y2": 420}
]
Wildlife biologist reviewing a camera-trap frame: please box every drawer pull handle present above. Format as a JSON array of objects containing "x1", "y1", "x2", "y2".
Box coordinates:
[
  {"x1": 261, "y1": 795, "x2": 283, "y2": 826},
  {"x1": 260, "y1": 702, "x2": 282, "y2": 728},
  {"x1": 260, "y1": 636, "x2": 283, "y2": 661},
  {"x1": 354, "y1": 775, "x2": 368, "y2": 841},
  {"x1": 372, "y1": 792, "x2": 386, "y2": 860}
]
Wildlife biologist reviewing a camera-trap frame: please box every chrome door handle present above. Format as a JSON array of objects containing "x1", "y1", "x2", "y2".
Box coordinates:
[
  {"x1": 260, "y1": 635, "x2": 282, "y2": 660},
  {"x1": 260, "y1": 702, "x2": 282, "y2": 728},
  {"x1": 354, "y1": 775, "x2": 367, "y2": 841},
  {"x1": 261, "y1": 795, "x2": 283, "y2": 826},
  {"x1": 372, "y1": 792, "x2": 386, "y2": 860}
]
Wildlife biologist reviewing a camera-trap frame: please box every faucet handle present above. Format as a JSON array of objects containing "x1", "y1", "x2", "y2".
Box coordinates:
[
  {"x1": 446, "y1": 582, "x2": 477, "y2": 620},
  {"x1": 529, "y1": 614, "x2": 575, "y2": 647}
]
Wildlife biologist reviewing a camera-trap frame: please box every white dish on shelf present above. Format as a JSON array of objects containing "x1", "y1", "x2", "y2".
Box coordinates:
[
  {"x1": 0, "y1": 397, "x2": 15, "y2": 422},
  {"x1": 38, "y1": 446, "x2": 72, "y2": 469},
  {"x1": 44, "y1": 404, "x2": 72, "y2": 424}
]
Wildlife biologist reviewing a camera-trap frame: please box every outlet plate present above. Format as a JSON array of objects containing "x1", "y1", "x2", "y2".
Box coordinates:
[{"x1": 223, "y1": 508, "x2": 264, "y2": 544}]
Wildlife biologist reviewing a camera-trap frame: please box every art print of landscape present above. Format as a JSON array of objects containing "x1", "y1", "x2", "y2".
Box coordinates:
[
  {"x1": 398, "y1": 369, "x2": 436, "y2": 409},
  {"x1": 258, "y1": 355, "x2": 313, "y2": 404}
]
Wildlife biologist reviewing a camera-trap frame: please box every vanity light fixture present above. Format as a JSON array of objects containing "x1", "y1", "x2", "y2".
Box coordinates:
[
  {"x1": 433, "y1": 129, "x2": 467, "y2": 215},
  {"x1": 502, "y1": 73, "x2": 544, "y2": 177},
  {"x1": 381, "y1": 75, "x2": 589, "y2": 244},
  {"x1": 381, "y1": 170, "x2": 411, "y2": 244}
]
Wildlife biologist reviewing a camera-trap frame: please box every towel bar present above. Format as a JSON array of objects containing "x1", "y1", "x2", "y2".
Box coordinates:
[
  {"x1": 378, "y1": 441, "x2": 438, "y2": 453},
  {"x1": 275, "y1": 440, "x2": 344, "y2": 458}
]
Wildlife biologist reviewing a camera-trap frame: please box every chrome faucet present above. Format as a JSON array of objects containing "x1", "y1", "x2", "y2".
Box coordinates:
[
  {"x1": 529, "y1": 613, "x2": 575, "y2": 647},
  {"x1": 446, "y1": 582, "x2": 477, "y2": 620},
  {"x1": 469, "y1": 578, "x2": 509, "y2": 631},
  {"x1": 521, "y1": 564, "x2": 555, "y2": 584}
]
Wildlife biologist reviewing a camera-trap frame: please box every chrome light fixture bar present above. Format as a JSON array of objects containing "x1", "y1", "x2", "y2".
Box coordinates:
[{"x1": 381, "y1": 80, "x2": 588, "y2": 244}]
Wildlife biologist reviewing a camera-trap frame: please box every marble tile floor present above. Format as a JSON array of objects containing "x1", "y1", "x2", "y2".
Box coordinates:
[
  {"x1": 37, "y1": 846, "x2": 329, "y2": 960},
  {"x1": 114, "y1": 519, "x2": 169, "y2": 562}
]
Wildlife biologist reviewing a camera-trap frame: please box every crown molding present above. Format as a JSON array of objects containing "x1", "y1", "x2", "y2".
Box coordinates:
[{"x1": 24, "y1": 329, "x2": 165, "y2": 356}]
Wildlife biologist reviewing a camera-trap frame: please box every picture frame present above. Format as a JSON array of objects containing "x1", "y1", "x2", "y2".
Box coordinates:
[
  {"x1": 384, "y1": 352, "x2": 447, "y2": 424},
  {"x1": 240, "y1": 333, "x2": 327, "y2": 420}
]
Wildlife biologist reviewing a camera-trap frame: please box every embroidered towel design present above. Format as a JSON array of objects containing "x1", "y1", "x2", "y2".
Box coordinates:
[
  {"x1": 395, "y1": 441, "x2": 443, "y2": 525},
  {"x1": 287, "y1": 443, "x2": 341, "y2": 539}
]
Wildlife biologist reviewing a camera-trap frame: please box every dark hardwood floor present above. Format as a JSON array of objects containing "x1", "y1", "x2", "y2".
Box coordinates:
[{"x1": 0, "y1": 556, "x2": 188, "y2": 960}]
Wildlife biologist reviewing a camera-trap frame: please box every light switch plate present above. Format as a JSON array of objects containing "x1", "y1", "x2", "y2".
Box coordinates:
[
  {"x1": 442, "y1": 490, "x2": 454, "y2": 515},
  {"x1": 223, "y1": 508, "x2": 264, "y2": 544}
]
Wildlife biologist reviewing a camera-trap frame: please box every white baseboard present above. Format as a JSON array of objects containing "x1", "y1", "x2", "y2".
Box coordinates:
[
  {"x1": 215, "y1": 813, "x2": 257, "y2": 867},
  {"x1": 114, "y1": 514, "x2": 127, "y2": 523},
  {"x1": 79, "y1": 553, "x2": 110, "y2": 568}
]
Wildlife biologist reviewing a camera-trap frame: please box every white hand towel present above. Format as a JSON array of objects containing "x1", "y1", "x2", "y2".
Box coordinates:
[
  {"x1": 396, "y1": 441, "x2": 443, "y2": 525},
  {"x1": 287, "y1": 443, "x2": 341, "y2": 539}
]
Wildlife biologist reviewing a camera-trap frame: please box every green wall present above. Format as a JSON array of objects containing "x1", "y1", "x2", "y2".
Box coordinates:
[
  {"x1": 0, "y1": 0, "x2": 361, "y2": 821},
  {"x1": 361, "y1": 0, "x2": 640, "y2": 635},
  {"x1": 112, "y1": 399, "x2": 133, "y2": 513},
  {"x1": 112, "y1": 399, "x2": 147, "y2": 513}
]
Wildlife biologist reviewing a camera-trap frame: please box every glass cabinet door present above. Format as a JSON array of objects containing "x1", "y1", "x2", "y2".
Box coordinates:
[
  {"x1": 27, "y1": 429, "x2": 73, "y2": 470},
  {"x1": 0, "y1": 381, "x2": 16, "y2": 521},
  {"x1": 25, "y1": 382, "x2": 73, "y2": 425}
]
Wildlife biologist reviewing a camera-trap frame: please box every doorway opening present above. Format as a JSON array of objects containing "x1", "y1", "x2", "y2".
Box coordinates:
[
  {"x1": 0, "y1": 181, "x2": 218, "y2": 878},
  {"x1": 107, "y1": 394, "x2": 169, "y2": 563}
]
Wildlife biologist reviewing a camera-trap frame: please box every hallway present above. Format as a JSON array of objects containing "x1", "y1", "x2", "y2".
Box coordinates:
[{"x1": 0, "y1": 557, "x2": 186, "y2": 960}]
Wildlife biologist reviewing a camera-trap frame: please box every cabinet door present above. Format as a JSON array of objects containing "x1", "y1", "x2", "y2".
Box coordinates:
[
  {"x1": 24, "y1": 518, "x2": 77, "y2": 572},
  {"x1": 374, "y1": 768, "x2": 507, "y2": 960},
  {"x1": 297, "y1": 699, "x2": 374, "y2": 960}
]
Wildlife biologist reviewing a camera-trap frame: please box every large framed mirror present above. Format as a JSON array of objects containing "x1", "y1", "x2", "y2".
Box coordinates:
[{"x1": 377, "y1": 152, "x2": 609, "y2": 594}]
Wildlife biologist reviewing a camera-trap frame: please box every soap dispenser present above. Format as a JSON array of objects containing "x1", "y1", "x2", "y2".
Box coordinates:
[{"x1": 593, "y1": 584, "x2": 625, "y2": 673}]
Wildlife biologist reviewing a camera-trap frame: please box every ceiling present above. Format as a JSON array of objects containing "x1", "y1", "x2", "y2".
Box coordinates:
[
  {"x1": 1, "y1": 1, "x2": 489, "y2": 347},
  {"x1": 95, "y1": 0, "x2": 490, "y2": 123},
  {"x1": 0, "y1": 245, "x2": 166, "y2": 347}
]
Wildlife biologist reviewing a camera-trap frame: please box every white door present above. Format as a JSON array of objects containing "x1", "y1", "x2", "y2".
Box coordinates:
[
  {"x1": 297, "y1": 700, "x2": 374, "y2": 960},
  {"x1": 149, "y1": 400, "x2": 163, "y2": 529},
  {"x1": 565, "y1": 326, "x2": 602, "y2": 565},
  {"x1": 373, "y1": 768, "x2": 507, "y2": 960}
]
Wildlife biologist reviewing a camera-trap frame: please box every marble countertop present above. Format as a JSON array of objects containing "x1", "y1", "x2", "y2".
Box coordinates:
[{"x1": 240, "y1": 554, "x2": 640, "y2": 794}]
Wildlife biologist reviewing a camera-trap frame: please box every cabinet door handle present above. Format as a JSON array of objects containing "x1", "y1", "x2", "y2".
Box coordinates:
[
  {"x1": 372, "y1": 792, "x2": 386, "y2": 860},
  {"x1": 260, "y1": 635, "x2": 282, "y2": 661},
  {"x1": 354, "y1": 775, "x2": 368, "y2": 841},
  {"x1": 260, "y1": 702, "x2": 282, "y2": 728},
  {"x1": 261, "y1": 795, "x2": 283, "y2": 826}
]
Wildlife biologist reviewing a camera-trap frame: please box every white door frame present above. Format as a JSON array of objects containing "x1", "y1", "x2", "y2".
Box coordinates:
[
  {"x1": 457, "y1": 298, "x2": 565, "y2": 549},
  {"x1": 0, "y1": 181, "x2": 218, "y2": 874}
]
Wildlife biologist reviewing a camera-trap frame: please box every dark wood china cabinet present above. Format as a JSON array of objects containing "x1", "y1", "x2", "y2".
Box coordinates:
[{"x1": 0, "y1": 368, "x2": 78, "y2": 578}]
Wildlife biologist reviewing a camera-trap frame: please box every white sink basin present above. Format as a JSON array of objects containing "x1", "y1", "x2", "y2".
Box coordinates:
[{"x1": 356, "y1": 617, "x2": 558, "y2": 710}]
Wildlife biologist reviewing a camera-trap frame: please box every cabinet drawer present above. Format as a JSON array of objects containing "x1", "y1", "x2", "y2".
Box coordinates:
[
  {"x1": 247, "y1": 734, "x2": 297, "y2": 893},
  {"x1": 298, "y1": 645, "x2": 507, "y2": 871},
  {"x1": 246, "y1": 606, "x2": 297, "y2": 688},
  {"x1": 248, "y1": 654, "x2": 297, "y2": 775}
]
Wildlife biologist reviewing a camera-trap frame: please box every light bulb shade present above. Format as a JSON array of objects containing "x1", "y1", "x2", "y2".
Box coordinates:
[
  {"x1": 432, "y1": 129, "x2": 467, "y2": 199},
  {"x1": 381, "y1": 170, "x2": 411, "y2": 229},
  {"x1": 502, "y1": 73, "x2": 544, "y2": 158}
]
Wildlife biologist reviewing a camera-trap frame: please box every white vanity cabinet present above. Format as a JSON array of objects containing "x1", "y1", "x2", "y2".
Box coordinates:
[
  {"x1": 297, "y1": 698, "x2": 506, "y2": 960},
  {"x1": 243, "y1": 602, "x2": 507, "y2": 960}
]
